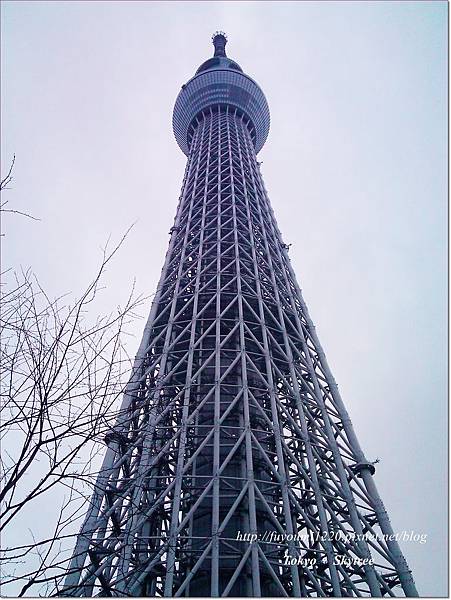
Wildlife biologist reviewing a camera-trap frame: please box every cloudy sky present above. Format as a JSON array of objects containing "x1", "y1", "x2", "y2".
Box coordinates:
[{"x1": 1, "y1": 1, "x2": 447, "y2": 596}]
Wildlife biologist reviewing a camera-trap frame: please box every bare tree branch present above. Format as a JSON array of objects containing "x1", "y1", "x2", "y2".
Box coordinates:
[
  {"x1": 1, "y1": 155, "x2": 40, "y2": 225},
  {"x1": 1, "y1": 154, "x2": 15, "y2": 190},
  {"x1": 0, "y1": 233, "x2": 146, "y2": 596}
]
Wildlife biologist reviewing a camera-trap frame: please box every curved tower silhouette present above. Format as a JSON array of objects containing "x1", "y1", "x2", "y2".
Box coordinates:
[{"x1": 64, "y1": 33, "x2": 418, "y2": 597}]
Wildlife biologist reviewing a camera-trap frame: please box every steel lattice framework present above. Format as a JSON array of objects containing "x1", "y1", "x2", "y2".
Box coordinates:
[{"x1": 63, "y1": 34, "x2": 418, "y2": 597}]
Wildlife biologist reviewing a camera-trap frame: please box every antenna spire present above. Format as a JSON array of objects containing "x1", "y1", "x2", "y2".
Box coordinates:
[{"x1": 212, "y1": 31, "x2": 227, "y2": 57}]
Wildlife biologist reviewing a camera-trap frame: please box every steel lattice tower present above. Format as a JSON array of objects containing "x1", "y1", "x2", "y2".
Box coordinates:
[{"x1": 64, "y1": 33, "x2": 418, "y2": 598}]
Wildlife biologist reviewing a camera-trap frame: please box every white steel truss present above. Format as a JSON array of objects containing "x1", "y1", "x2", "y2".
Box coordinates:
[{"x1": 63, "y1": 106, "x2": 418, "y2": 597}]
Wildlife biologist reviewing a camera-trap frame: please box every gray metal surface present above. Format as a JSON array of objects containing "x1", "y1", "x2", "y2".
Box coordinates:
[{"x1": 63, "y1": 35, "x2": 418, "y2": 597}]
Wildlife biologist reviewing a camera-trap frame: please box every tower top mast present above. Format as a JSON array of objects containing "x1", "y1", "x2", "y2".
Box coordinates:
[{"x1": 212, "y1": 31, "x2": 227, "y2": 56}]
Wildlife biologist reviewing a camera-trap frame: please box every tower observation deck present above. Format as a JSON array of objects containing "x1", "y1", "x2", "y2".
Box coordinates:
[{"x1": 63, "y1": 33, "x2": 418, "y2": 597}]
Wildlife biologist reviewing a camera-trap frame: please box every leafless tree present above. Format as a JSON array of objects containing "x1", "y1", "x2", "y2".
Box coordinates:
[{"x1": 0, "y1": 159, "x2": 144, "y2": 595}]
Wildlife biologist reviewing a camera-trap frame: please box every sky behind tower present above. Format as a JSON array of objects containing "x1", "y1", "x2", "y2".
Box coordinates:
[{"x1": 1, "y1": 1, "x2": 447, "y2": 595}]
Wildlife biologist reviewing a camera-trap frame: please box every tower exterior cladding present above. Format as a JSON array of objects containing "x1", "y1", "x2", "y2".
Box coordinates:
[{"x1": 64, "y1": 34, "x2": 418, "y2": 597}]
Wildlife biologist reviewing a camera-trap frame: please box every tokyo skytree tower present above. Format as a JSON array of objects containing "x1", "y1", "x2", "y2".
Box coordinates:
[{"x1": 63, "y1": 33, "x2": 418, "y2": 597}]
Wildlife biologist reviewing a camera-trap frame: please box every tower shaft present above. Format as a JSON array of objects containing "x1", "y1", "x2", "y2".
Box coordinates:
[{"x1": 63, "y1": 36, "x2": 418, "y2": 598}]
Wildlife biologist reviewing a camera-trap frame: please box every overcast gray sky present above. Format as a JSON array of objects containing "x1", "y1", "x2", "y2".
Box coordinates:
[{"x1": 1, "y1": 1, "x2": 447, "y2": 596}]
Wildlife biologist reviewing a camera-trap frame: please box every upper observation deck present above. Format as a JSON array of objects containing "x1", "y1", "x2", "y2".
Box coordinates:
[{"x1": 173, "y1": 32, "x2": 270, "y2": 156}]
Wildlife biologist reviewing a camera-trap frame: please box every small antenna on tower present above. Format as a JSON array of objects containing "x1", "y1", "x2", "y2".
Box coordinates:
[{"x1": 212, "y1": 31, "x2": 227, "y2": 57}]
